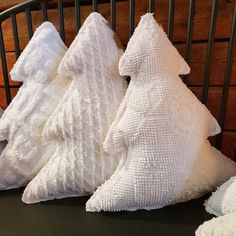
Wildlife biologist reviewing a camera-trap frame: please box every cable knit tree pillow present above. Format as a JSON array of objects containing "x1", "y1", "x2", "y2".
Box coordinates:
[
  {"x1": 196, "y1": 212, "x2": 236, "y2": 236},
  {"x1": 0, "y1": 22, "x2": 70, "y2": 190},
  {"x1": 22, "y1": 12, "x2": 127, "y2": 204},
  {"x1": 204, "y1": 176, "x2": 236, "y2": 216},
  {"x1": 86, "y1": 13, "x2": 236, "y2": 212}
]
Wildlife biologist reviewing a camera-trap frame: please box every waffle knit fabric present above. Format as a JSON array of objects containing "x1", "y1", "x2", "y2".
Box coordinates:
[
  {"x1": 204, "y1": 176, "x2": 236, "y2": 216},
  {"x1": 0, "y1": 22, "x2": 70, "y2": 190},
  {"x1": 196, "y1": 212, "x2": 236, "y2": 236},
  {"x1": 22, "y1": 12, "x2": 127, "y2": 204},
  {"x1": 85, "y1": 13, "x2": 236, "y2": 212}
]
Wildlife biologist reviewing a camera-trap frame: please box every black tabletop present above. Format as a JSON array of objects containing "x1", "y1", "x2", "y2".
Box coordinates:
[{"x1": 0, "y1": 188, "x2": 213, "y2": 236}]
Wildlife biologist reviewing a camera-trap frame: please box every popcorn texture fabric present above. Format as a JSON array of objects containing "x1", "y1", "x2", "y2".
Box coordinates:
[
  {"x1": 0, "y1": 22, "x2": 70, "y2": 190},
  {"x1": 86, "y1": 13, "x2": 236, "y2": 212},
  {"x1": 196, "y1": 212, "x2": 236, "y2": 236},
  {"x1": 22, "y1": 12, "x2": 127, "y2": 204},
  {"x1": 204, "y1": 176, "x2": 236, "y2": 216}
]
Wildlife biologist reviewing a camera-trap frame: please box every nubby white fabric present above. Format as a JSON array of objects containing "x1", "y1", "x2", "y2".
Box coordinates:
[
  {"x1": 197, "y1": 177, "x2": 236, "y2": 236},
  {"x1": 86, "y1": 13, "x2": 236, "y2": 212},
  {"x1": 0, "y1": 22, "x2": 70, "y2": 190},
  {"x1": 22, "y1": 12, "x2": 127, "y2": 204},
  {"x1": 204, "y1": 176, "x2": 236, "y2": 216},
  {"x1": 196, "y1": 212, "x2": 236, "y2": 236}
]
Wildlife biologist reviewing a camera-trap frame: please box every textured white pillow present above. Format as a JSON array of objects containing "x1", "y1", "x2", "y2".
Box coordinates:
[
  {"x1": 204, "y1": 176, "x2": 236, "y2": 216},
  {"x1": 0, "y1": 22, "x2": 70, "y2": 190},
  {"x1": 22, "y1": 12, "x2": 127, "y2": 204},
  {"x1": 86, "y1": 13, "x2": 236, "y2": 212},
  {"x1": 196, "y1": 212, "x2": 236, "y2": 236}
]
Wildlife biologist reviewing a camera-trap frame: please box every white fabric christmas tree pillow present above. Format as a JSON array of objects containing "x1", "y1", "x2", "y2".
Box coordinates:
[
  {"x1": 204, "y1": 176, "x2": 236, "y2": 216},
  {"x1": 22, "y1": 12, "x2": 127, "y2": 204},
  {"x1": 86, "y1": 13, "x2": 236, "y2": 212},
  {"x1": 196, "y1": 212, "x2": 236, "y2": 236},
  {"x1": 0, "y1": 22, "x2": 70, "y2": 190}
]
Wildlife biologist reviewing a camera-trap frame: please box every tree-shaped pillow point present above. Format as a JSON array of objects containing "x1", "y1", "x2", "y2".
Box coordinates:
[
  {"x1": 85, "y1": 13, "x2": 236, "y2": 212},
  {"x1": 10, "y1": 22, "x2": 67, "y2": 83}
]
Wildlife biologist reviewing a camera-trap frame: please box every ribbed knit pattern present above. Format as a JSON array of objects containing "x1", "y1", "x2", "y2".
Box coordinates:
[
  {"x1": 0, "y1": 22, "x2": 70, "y2": 190},
  {"x1": 22, "y1": 13, "x2": 127, "y2": 204},
  {"x1": 204, "y1": 176, "x2": 236, "y2": 216},
  {"x1": 86, "y1": 13, "x2": 236, "y2": 212},
  {"x1": 196, "y1": 212, "x2": 236, "y2": 236}
]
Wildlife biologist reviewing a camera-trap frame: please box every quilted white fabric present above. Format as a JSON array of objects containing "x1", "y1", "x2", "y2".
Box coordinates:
[
  {"x1": 22, "y1": 12, "x2": 127, "y2": 204},
  {"x1": 204, "y1": 176, "x2": 236, "y2": 216},
  {"x1": 86, "y1": 13, "x2": 236, "y2": 212},
  {"x1": 0, "y1": 22, "x2": 70, "y2": 190},
  {"x1": 196, "y1": 212, "x2": 236, "y2": 236}
]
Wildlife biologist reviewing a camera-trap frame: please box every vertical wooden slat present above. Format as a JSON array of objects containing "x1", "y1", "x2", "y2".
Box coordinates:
[
  {"x1": 92, "y1": 0, "x2": 98, "y2": 12},
  {"x1": 41, "y1": 1, "x2": 48, "y2": 21},
  {"x1": 11, "y1": 14, "x2": 20, "y2": 59},
  {"x1": 216, "y1": 3, "x2": 236, "y2": 149},
  {"x1": 129, "y1": 0, "x2": 135, "y2": 38},
  {"x1": 25, "y1": 8, "x2": 33, "y2": 39},
  {"x1": 74, "y1": 0, "x2": 81, "y2": 32},
  {"x1": 183, "y1": 0, "x2": 195, "y2": 84},
  {"x1": 148, "y1": 0, "x2": 154, "y2": 13},
  {"x1": 58, "y1": 0, "x2": 65, "y2": 41},
  {"x1": 201, "y1": 0, "x2": 218, "y2": 104},
  {"x1": 0, "y1": 24, "x2": 11, "y2": 105},
  {"x1": 167, "y1": 0, "x2": 175, "y2": 41},
  {"x1": 111, "y1": 0, "x2": 116, "y2": 31}
]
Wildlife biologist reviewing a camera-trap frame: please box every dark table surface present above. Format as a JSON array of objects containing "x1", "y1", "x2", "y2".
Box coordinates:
[{"x1": 0, "y1": 188, "x2": 213, "y2": 236}]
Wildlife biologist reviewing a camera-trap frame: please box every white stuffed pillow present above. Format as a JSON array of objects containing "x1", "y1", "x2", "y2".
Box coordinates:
[
  {"x1": 204, "y1": 176, "x2": 236, "y2": 216},
  {"x1": 86, "y1": 13, "x2": 236, "y2": 212},
  {"x1": 0, "y1": 22, "x2": 70, "y2": 190},
  {"x1": 22, "y1": 12, "x2": 127, "y2": 204},
  {"x1": 196, "y1": 212, "x2": 236, "y2": 236}
]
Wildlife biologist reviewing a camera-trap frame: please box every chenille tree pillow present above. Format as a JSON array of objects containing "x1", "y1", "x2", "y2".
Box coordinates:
[
  {"x1": 22, "y1": 12, "x2": 127, "y2": 204},
  {"x1": 0, "y1": 22, "x2": 70, "y2": 190},
  {"x1": 204, "y1": 176, "x2": 236, "y2": 216},
  {"x1": 196, "y1": 212, "x2": 236, "y2": 236},
  {"x1": 86, "y1": 13, "x2": 236, "y2": 212}
]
